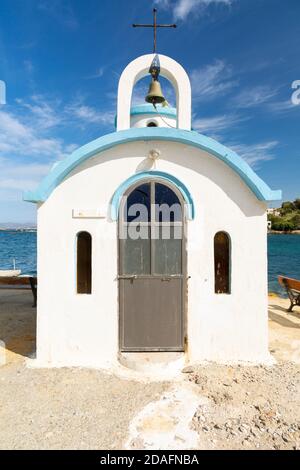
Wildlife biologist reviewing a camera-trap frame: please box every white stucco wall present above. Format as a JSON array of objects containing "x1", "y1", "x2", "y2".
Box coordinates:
[{"x1": 36, "y1": 140, "x2": 269, "y2": 368}]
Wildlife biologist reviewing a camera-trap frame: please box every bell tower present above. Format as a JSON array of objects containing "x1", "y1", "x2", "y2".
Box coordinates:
[{"x1": 116, "y1": 53, "x2": 192, "y2": 131}]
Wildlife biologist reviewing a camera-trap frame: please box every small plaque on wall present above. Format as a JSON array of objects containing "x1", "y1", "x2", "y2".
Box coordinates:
[{"x1": 72, "y1": 209, "x2": 106, "y2": 219}]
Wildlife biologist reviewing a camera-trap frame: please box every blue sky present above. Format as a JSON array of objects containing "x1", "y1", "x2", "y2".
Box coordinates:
[{"x1": 0, "y1": 0, "x2": 299, "y2": 223}]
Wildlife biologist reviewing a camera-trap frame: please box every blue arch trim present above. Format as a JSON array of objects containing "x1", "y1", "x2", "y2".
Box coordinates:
[
  {"x1": 114, "y1": 104, "x2": 177, "y2": 128},
  {"x1": 23, "y1": 127, "x2": 281, "y2": 204},
  {"x1": 110, "y1": 171, "x2": 195, "y2": 221},
  {"x1": 130, "y1": 104, "x2": 177, "y2": 118}
]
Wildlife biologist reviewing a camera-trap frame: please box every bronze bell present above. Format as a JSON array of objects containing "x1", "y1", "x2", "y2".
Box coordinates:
[{"x1": 145, "y1": 78, "x2": 166, "y2": 105}]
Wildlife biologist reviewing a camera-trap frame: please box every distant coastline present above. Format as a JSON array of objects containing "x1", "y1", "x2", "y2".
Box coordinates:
[
  {"x1": 0, "y1": 223, "x2": 36, "y2": 232},
  {"x1": 268, "y1": 230, "x2": 300, "y2": 235},
  {"x1": 0, "y1": 228, "x2": 36, "y2": 232},
  {"x1": 0, "y1": 228, "x2": 299, "y2": 234}
]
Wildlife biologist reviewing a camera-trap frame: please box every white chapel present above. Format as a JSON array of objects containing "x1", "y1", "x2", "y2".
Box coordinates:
[{"x1": 24, "y1": 49, "x2": 281, "y2": 370}]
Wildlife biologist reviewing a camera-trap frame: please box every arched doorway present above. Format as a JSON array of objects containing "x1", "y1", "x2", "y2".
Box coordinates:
[{"x1": 118, "y1": 180, "x2": 186, "y2": 351}]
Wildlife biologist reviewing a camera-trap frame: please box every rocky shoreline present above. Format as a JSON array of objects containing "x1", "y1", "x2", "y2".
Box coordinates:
[{"x1": 268, "y1": 230, "x2": 300, "y2": 234}]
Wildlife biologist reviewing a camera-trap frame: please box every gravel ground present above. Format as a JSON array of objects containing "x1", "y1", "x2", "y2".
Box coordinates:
[
  {"x1": 0, "y1": 362, "x2": 167, "y2": 449},
  {"x1": 189, "y1": 361, "x2": 300, "y2": 450},
  {"x1": 0, "y1": 290, "x2": 168, "y2": 449},
  {"x1": 0, "y1": 289, "x2": 299, "y2": 450}
]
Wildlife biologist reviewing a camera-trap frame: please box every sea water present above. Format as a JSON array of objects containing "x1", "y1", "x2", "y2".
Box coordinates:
[
  {"x1": 0, "y1": 231, "x2": 299, "y2": 295},
  {"x1": 0, "y1": 230, "x2": 37, "y2": 276},
  {"x1": 268, "y1": 234, "x2": 300, "y2": 294}
]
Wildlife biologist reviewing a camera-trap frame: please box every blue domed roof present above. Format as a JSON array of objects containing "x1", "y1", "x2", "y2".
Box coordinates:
[{"x1": 23, "y1": 127, "x2": 281, "y2": 204}]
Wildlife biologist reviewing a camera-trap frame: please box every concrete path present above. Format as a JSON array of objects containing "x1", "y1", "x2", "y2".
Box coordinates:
[{"x1": 126, "y1": 382, "x2": 208, "y2": 450}]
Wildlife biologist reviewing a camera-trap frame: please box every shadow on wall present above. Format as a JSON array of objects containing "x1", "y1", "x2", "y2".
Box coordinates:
[{"x1": 135, "y1": 157, "x2": 156, "y2": 172}]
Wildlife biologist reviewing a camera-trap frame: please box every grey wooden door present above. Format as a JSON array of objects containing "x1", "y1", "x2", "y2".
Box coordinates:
[{"x1": 119, "y1": 181, "x2": 185, "y2": 352}]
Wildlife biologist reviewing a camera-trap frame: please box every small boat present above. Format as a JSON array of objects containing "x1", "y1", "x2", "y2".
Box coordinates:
[
  {"x1": 0, "y1": 269, "x2": 21, "y2": 277},
  {"x1": 0, "y1": 258, "x2": 21, "y2": 277}
]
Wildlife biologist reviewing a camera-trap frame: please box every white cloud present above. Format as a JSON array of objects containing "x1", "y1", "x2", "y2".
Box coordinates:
[
  {"x1": 0, "y1": 108, "x2": 70, "y2": 159},
  {"x1": 65, "y1": 100, "x2": 114, "y2": 125},
  {"x1": 85, "y1": 67, "x2": 105, "y2": 80},
  {"x1": 232, "y1": 85, "x2": 278, "y2": 109},
  {"x1": 227, "y1": 141, "x2": 279, "y2": 168},
  {"x1": 0, "y1": 95, "x2": 83, "y2": 203},
  {"x1": 0, "y1": 93, "x2": 116, "y2": 199},
  {"x1": 176, "y1": 0, "x2": 233, "y2": 20},
  {"x1": 0, "y1": 103, "x2": 73, "y2": 200},
  {"x1": 72, "y1": 105, "x2": 102, "y2": 122},
  {"x1": 15, "y1": 95, "x2": 115, "y2": 134},
  {"x1": 16, "y1": 95, "x2": 62, "y2": 129},
  {"x1": 193, "y1": 113, "x2": 245, "y2": 136},
  {"x1": 267, "y1": 99, "x2": 296, "y2": 113},
  {"x1": 193, "y1": 112, "x2": 278, "y2": 168},
  {"x1": 38, "y1": 0, "x2": 78, "y2": 29},
  {"x1": 131, "y1": 85, "x2": 148, "y2": 107},
  {"x1": 0, "y1": 158, "x2": 51, "y2": 194},
  {"x1": 190, "y1": 60, "x2": 238, "y2": 102},
  {"x1": 0, "y1": 111, "x2": 29, "y2": 138},
  {"x1": 155, "y1": 0, "x2": 171, "y2": 7},
  {"x1": 155, "y1": 0, "x2": 235, "y2": 20}
]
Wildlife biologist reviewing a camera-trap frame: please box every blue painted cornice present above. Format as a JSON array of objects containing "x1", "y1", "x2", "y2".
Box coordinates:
[
  {"x1": 130, "y1": 104, "x2": 177, "y2": 118},
  {"x1": 23, "y1": 127, "x2": 282, "y2": 204},
  {"x1": 114, "y1": 104, "x2": 177, "y2": 128}
]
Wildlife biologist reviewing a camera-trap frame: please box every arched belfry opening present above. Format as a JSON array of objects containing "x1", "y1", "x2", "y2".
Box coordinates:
[{"x1": 116, "y1": 53, "x2": 192, "y2": 131}]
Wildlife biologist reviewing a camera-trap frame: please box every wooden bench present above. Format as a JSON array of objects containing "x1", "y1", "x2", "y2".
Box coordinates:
[
  {"x1": 0, "y1": 276, "x2": 37, "y2": 307},
  {"x1": 278, "y1": 275, "x2": 300, "y2": 312}
]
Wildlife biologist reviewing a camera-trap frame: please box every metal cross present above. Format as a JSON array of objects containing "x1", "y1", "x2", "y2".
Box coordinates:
[{"x1": 132, "y1": 8, "x2": 177, "y2": 53}]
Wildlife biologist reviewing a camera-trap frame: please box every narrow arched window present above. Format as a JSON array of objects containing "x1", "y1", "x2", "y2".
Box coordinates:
[
  {"x1": 214, "y1": 231, "x2": 231, "y2": 294},
  {"x1": 77, "y1": 231, "x2": 92, "y2": 294}
]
